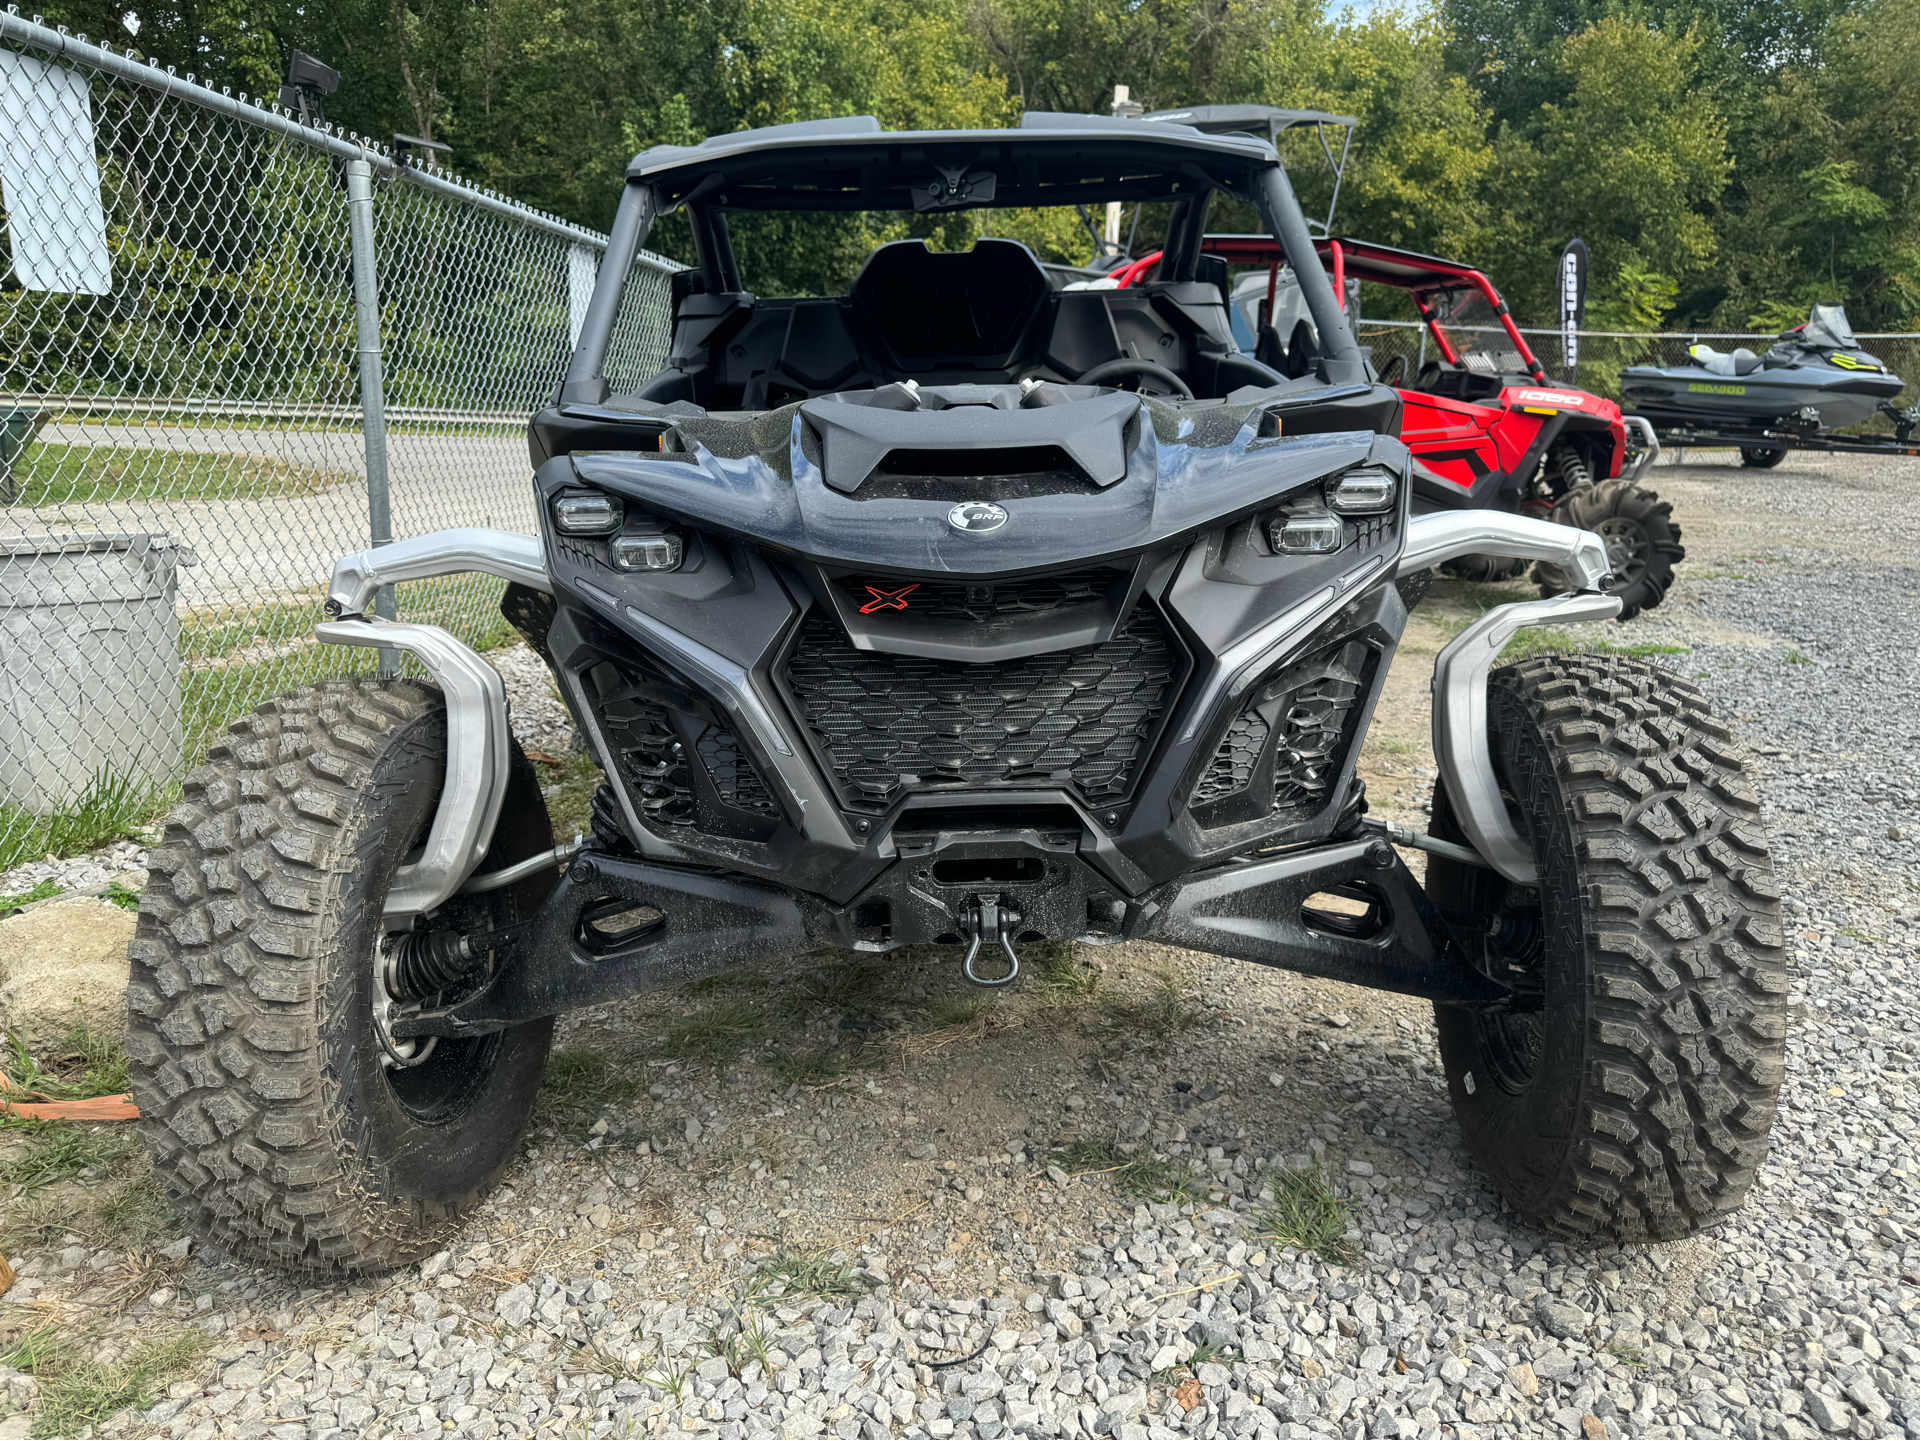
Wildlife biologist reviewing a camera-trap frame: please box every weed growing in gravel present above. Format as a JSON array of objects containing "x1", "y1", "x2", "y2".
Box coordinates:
[
  {"x1": 540, "y1": 1049, "x2": 641, "y2": 1118},
  {"x1": 0, "y1": 1123, "x2": 142, "y2": 1191},
  {"x1": 1116, "y1": 1155, "x2": 1208, "y2": 1206},
  {"x1": 0, "y1": 1325, "x2": 206, "y2": 1438},
  {"x1": 1606, "y1": 1340, "x2": 1647, "y2": 1367},
  {"x1": 784, "y1": 956, "x2": 897, "y2": 1020},
  {"x1": 922, "y1": 994, "x2": 991, "y2": 1031},
  {"x1": 1786, "y1": 648, "x2": 1815, "y2": 665},
  {"x1": 1098, "y1": 969, "x2": 1202, "y2": 1041},
  {"x1": 4, "y1": 1024, "x2": 130, "y2": 1100},
  {"x1": 1051, "y1": 1138, "x2": 1132, "y2": 1175},
  {"x1": 100, "y1": 879, "x2": 144, "y2": 911},
  {"x1": 664, "y1": 1003, "x2": 769, "y2": 1063},
  {"x1": 0, "y1": 878, "x2": 61, "y2": 917},
  {"x1": 1256, "y1": 1165, "x2": 1360, "y2": 1266},
  {"x1": 769, "y1": 1043, "x2": 873, "y2": 1089},
  {"x1": 753, "y1": 1250, "x2": 865, "y2": 1299},
  {"x1": 1054, "y1": 1138, "x2": 1211, "y2": 1204},
  {"x1": 0, "y1": 769, "x2": 168, "y2": 873},
  {"x1": 1030, "y1": 941, "x2": 1102, "y2": 1005}
]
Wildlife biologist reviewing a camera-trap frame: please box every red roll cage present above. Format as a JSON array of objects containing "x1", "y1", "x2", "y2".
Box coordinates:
[{"x1": 1114, "y1": 234, "x2": 1550, "y2": 385}]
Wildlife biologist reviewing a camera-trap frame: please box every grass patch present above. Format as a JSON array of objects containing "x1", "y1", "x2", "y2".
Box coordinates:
[
  {"x1": 663, "y1": 1002, "x2": 767, "y2": 1064},
  {"x1": 1051, "y1": 1137, "x2": 1207, "y2": 1204},
  {"x1": 0, "y1": 1325, "x2": 206, "y2": 1439},
  {"x1": 531, "y1": 749, "x2": 604, "y2": 843},
  {"x1": 1115, "y1": 1154, "x2": 1208, "y2": 1206},
  {"x1": 0, "y1": 879, "x2": 61, "y2": 918},
  {"x1": 0, "y1": 769, "x2": 169, "y2": 873},
  {"x1": 14, "y1": 441, "x2": 347, "y2": 506},
  {"x1": 0, "y1": 1124, "x2": 142, "y2": 1192},
  {"x1": 782, "y1": 956, "x2": 896, "y2": 1021},
  {"x1": 769, "y1": 1044, "x2": 872, "y2": 1089},
  {"x1": 752, "y1": 1250, "x2": 865, "y2": 1300},
  {"x1": 540, "y1": 1049, "x2": 641, "y2": 1114},
  {"x1": 1786, "y1": 648, "x2": 1815, "y2": 665},
  {"x1": 921, "y1": 994, "x2": 990, "y2": 1031},
  {"x1": 1098, "y1": 969, "x2": 1202, "y2": 1042},
  {"x1": 4, "y1": 1025, "x2": 132, "y2": 1101},
  {"x1": 1498, "y1": 629, "x2": 1693, "y2": 664},
  {"x1": 100, "y1": 880, "x2": 143, "y2": 912},
  {"x1": 1256, "y1": 1165, "x2": 1360, "y2": 1266},
  {"x1": 1029, "y1": 940, "x2": 1101, "y2": 1006}
]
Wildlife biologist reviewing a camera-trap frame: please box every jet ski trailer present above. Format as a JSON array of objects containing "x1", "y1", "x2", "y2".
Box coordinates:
[{"x1": 1620, "y1": 304, "x2": 1916, "y2": 467}]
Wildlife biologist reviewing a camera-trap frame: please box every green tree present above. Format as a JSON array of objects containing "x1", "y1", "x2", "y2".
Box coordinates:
[{"x1": 1483, "y1": 17, "x2": 1728, "y2": 325}]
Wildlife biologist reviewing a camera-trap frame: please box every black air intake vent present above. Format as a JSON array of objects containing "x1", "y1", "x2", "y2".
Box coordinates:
[
  {"x1": 854, "y1": 444, "x2": 1102, "y2": 501},
  {"x1": 1191, "y1": 639, "x2": 1374, "y2": 829},
  {"x1": 783, "y1": 604, "x2": 1181, "y2": 810},
  {"x1": 585, "y1": 658, "x2": 779, "y2": 840}
]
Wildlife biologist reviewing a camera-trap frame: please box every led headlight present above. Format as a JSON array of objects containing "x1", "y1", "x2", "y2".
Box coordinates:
[
  {"x1": 1269, "y1": 513, "x2": 1343, "y2": 555},
  {"x1": 553, "y1": 491, "x2": 623, "y2": 534},
  {"x1": 1325, "y1": 466, "x2": 1397, "y2": 514},
  {"x1": 610, "y1": 530, "x2": 684, "y2": 572}
]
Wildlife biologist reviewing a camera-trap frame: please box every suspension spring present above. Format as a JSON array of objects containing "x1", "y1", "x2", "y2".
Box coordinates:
[{"x1": 384, "y1": 928, "x2": 482, "y2": 1004}]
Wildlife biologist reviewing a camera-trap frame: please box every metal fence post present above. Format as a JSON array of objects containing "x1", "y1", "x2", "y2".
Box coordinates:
[{"x1": 345, "y1": 154, "x2": 397, "y2": 675}]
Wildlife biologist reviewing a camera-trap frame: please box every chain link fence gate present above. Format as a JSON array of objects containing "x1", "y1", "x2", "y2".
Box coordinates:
[{"x1": 0, "y1": 10, "x2": 680, "y2": 871}]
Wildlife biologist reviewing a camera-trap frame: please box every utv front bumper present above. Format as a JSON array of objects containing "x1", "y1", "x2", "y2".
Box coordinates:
[{"x1": 316, "y1": 511, "x2": 1614, "y2": 1026}]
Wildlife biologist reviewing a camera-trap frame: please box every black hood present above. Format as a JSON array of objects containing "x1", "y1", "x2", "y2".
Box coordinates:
[{"x1": 560, "y1": 389, "x2": 1405, "y2": 576}]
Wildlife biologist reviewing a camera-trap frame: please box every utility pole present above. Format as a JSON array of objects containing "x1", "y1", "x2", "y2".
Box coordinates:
[{"x1": 1104, "y1": 85, "x2": 1143, "y2": 252}]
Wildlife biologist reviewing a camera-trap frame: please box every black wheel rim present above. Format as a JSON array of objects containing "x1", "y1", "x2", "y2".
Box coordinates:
[
  {"x1": 1595, "y1": 516, "x2": 1649, "y2": 586},
  {"x1": 382, "y1": 1024, "x2": 505, "y2": 1125}
]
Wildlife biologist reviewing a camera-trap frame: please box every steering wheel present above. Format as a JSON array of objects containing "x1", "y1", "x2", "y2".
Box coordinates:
[
  {"x1": 1075, "y1": 357, "x2": 1195, "y2": 399},
  {"x1": 1377, "y1": 354, "x2": 1406, "y2": 386}
]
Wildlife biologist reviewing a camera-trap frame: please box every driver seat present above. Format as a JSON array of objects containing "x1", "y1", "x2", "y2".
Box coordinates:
[{"x1": 1282, "y1": 318, "x2": 1320, "y2": 380}]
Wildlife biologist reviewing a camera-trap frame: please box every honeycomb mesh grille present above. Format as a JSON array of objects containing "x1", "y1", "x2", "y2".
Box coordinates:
[
  {"x1": 1191, "y1": 639, "x2": 1372, "y2": 824},
  {"x1": 697, "y1": 727, "x2": 779, "y2": 816},
  {"x1": 784, "y1": 605, "x2": 1179, "y2": 809},
  {"x1": 1194, "y1": 709, "x2": 1270, "y2": 806}
]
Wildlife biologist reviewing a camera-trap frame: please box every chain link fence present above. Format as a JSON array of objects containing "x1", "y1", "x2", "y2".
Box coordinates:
[
  {"x1": 0, "y1": 10, "x2": 679, "y2": 870},
  {"x1": 1358, "y1": 320, "x2": 1919, "y2": 427}
]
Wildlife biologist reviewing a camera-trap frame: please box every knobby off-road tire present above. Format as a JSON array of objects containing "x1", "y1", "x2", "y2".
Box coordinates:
[
  {"x1": 1532, "y1": 478, "x2": 1685, "y2": 620},
  {"x1": 126, "y1": 679, "x2": 558, "y2": 1274},
  {"x1": 1425, "y1": 656, "x2": 1787, "y2": 1241},
  {"x1": 1442, "y1": 554, "x2": 1531, "y2": 583}
]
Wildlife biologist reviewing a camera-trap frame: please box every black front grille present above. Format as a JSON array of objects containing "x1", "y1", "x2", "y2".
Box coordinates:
[
  {"x1": 587, "y1": 659, "x2": 778, "y2": 838},
  {"x1": 831, "y1": 568, "x2": 1121, "y2": 626},
  {"x1": 784, "y1": 604, "x2": 1180, "y2": 809},
  {"x1": 1191, "y1": 639, "x2": 1372, "y2": 827}
]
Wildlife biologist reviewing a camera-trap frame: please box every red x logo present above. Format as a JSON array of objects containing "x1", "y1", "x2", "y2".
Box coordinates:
[{"x1": 859, "y1": 583, "x2": 920, "y2": 614}]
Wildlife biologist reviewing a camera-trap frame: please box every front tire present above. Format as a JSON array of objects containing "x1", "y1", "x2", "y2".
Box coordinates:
[
  {"x1": 126, "y1": 679, "x2": 557, "y2": 1274},
  {"x1": 1425, "y1": 656, "x2": 1786, "y2": 1241},
  {"x1": 1532, "y1": 477, "x2": 1685, "y2": 620}
]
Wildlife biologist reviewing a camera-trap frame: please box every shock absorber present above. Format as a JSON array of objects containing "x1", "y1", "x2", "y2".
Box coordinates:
[{"x1": 383, "y1": 928, "x2": 483, "y2": 1004}]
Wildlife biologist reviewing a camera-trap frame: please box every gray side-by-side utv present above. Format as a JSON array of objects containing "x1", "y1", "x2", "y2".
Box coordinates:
[{"x1": 126, "y1": 112, "x2": 1787, "y2": 1275}]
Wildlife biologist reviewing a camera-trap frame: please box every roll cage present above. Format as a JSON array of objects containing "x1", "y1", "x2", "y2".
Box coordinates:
[
  {"x1": 556, "y1": 112, "x2": 1371, "y2": 409},
  {"x1": 1200, "y1": 234, "x2": 1550, "y2": 386}
]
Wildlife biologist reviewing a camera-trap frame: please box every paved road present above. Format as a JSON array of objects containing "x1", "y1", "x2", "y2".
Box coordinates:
[{"x1": 1, "y1": 419, "x2": 536, "y2": 606}]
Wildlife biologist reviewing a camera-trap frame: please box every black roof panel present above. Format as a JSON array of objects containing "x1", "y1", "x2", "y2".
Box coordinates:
[{"x1": 625, "y1": 112, "x2": 1280, "y2": 211}]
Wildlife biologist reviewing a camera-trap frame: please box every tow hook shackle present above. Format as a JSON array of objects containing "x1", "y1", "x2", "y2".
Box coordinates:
[{"x1": 960, "y1": 895, "x2": 1023, "y2": 988}]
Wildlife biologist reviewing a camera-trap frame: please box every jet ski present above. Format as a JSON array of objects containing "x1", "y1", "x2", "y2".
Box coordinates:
[{"x1": 1621, "y1": 304, "x2": 1915, "y2": 465}]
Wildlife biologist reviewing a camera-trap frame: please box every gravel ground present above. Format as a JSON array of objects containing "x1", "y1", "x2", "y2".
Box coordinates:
[{"x1": 0, "y1": 450, "x2": 1913, "y2": 1441}]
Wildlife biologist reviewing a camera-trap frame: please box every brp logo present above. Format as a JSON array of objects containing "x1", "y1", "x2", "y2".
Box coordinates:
[{"x1": 948, "y1": 501, "x2": 1008, "y2": 534}]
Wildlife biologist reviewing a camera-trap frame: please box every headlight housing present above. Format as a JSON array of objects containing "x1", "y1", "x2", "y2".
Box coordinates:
[
  {"x1": 1324, "y1": 465, "x2": 1397, "y2": 514},
  {"x1": 553, "y1": 490, "x2": 623, "y2": 534}
]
